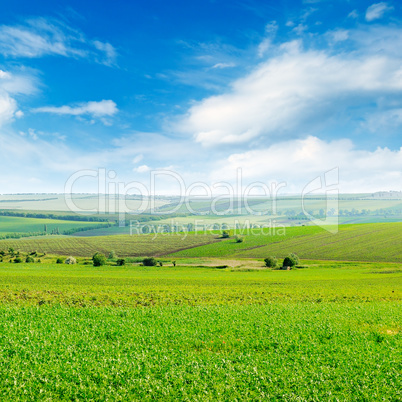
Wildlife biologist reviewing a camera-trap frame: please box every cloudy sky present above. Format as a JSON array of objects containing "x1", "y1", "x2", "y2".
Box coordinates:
[{"x1": 0, "y1": 0, "x2": 401, "y2": 194}]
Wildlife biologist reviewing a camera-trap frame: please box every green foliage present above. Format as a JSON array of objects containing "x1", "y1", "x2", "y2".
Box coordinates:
[
  {"x1": 64, "y1": 257, "x2": 76, "y2": 265},
  {"x1": 25, "y1": 256, "x2": 34, "y2": 263},
  {"x1": 56, "y1": 258, "x2": 63, "y2": 264},
  {"x1": 235, "y1": 235, "x2": 244, "y2": 243},
  {"x1": 143, "y1": 257, "x2": 157, "y2": 266},
  {"x1": 13, "y1": 257, "x2": 22, "y2": 263},
  {"x1": 264, "y1": 256, "x2": 277, "y2": 268},
  {"x1": 92, "y1": 253, "x2": 106, "y2": 267},
  {"x1": 158, "y1": 261, "x2": 163, "y2": 267},
  {"x1": 221, "y1": 230, "x2": 230, "y2": 238},
  {"x1": 283, "y1": 253, "x2": 299, "y2": 267},
  {"x1": 108, "y1": 250, "x2": 117, "y2": 259},
  {"x1": 116, "y1": 258, "x2": 126, "y2": 266}
]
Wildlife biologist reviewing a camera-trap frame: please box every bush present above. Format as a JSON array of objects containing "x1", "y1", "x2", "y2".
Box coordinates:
[
  {"x1": 56, "y1": 258, "x2": 63, "y2": 264},
  {"x1": 65, "y1": 256, "x2": 77, "y2": 265},
  {"x1": 143, "y1": 257, "x2": 157, "y2": 266},
  {"x1": 92, "y1": 253, "x2": 106, "y2": 267},
  {"x1": 235, "y1": 235, "x2": 244, "y2": 243},
  {"x1": 13, "y1": 257, "x2": 22, "y2": 263},
  {"x1": 158, "y1": 261, "x2": 163, "y2": 267},
  {"x1": 116, "y1": 258, "x2": 126, "y2": 266},
  {"x1": 283, "y1": 253, "x2": 299, "y2": 267},
  {"x1": 264, "y1": 256, "x2": 277, "y2": 268},
  {"x1": 25, "y1": 256, "x2": 34, "y2": 263},
  {"x1": 108, "y1": 251, "x2": 117, "y2": 259},
  {"x1": 221, "y1": 230, "x2": 230, "y2": 238}
]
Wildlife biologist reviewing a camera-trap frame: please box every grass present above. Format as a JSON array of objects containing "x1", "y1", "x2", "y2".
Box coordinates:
[
  {"x1": 0, "y1": 215, "x2": 107, "y2": 234},
  {"x1": 0, "y1": 260, "x2": 400, "y2": 400},
  {"x1": 0, "y1": 260, "x2": 400, "y2": 306},
  {"x1": 0, "y1": 303, "x2": 400, "y2": 400},
  {"x1": 0, "y1": 233, "x2": 219, "y2": 257},
  {"x1": 169, "y1": 222, "x2": 402, "y2": 263}
]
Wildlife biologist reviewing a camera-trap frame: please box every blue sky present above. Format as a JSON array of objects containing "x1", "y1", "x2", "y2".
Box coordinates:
[{"x1": 0, "y1": 0, "x2": 401, "y2": 194}]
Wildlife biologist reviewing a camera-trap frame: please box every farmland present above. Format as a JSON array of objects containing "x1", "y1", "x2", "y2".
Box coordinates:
[
  {"x1": 0, "y1": 222, "x2": 401, "y2": 262},
  {"x1": 0, "y1": 215, "x2": 108, "y2": 236},
  {"x1": 0, "y1": 261, "x2": 400, "y2": 400},
  {"x1": 169, "y1": 222, "x2": 402, "y2": 263},
  {"x1": 0, "y1": 198, "x2": 400, "y2": 400}
]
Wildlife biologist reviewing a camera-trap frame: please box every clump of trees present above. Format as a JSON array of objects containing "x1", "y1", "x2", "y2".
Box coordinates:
[
  {"x1": 283, "y1": 253, "x2": 299, "y2": 267},
  {"x1": 143, "y1": 257, "x2": 157, "y2": 266},
  {"x1": 221, "y1": 230, "x2": 231, "y2": 238},
  {"x1": 92, "y1": 253, "x2": 106, "y2": 267},
  {"x1": 264, "y1": 256, "x2": 277, "y2": 268},
  {"x1": 235, "y1": 235, "x2": 245, "y2": 243}
]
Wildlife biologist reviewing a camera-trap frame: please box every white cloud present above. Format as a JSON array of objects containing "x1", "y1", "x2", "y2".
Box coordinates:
[
  {"x1": 176, "y1": 29, "x2": 402, "y2": 147},
  {"x1": 0, "y1": 18, "x2": 117, "y2": 65},
  {"x1": 211, "y1": 62, "x2": 236, "y2": 69},
  {"x1": 34, "y1": 100, "x2": 118, "y2": 118},
  {"x1": 93, "y1": 40, "x2": 117, "y2": 66},
  {"x1": 132, "y1": 154, "x2": 144, "y2": 164},
  {"x1": 211, "y1": 136, "x2": 402, "y2": 193},
  {"x1": 0, "y1": 68, "x2": 38, "y2": 126},
  {"x1": 365, "y1": 2, "x2": 393, "y2": 22},
  {"x1": 133, "y1": 164, "x2": 150, "y2": 173}
]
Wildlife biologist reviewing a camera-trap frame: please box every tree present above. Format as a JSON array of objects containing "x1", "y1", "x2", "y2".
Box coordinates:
[
  {"x1": 116, "y1": 258, "x2": 126, "y2": 266},
  {"x1": 264, "y1": 256, "x2": 277, "y2": 268},
  {"x1": 143, "y1": 257, "x2": 157, "y2": 266},
  {"x1": 283, "y1": 253, "x2": 299, "y2": 267},
  {"x1": 25, "y1": 256, "x2": 34, "y2": 263},
  {"x1": 92, "y1": 253, "x2": 106, "y2": 267}
]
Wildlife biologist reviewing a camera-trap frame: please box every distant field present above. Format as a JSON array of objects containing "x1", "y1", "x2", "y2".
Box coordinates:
[
  {"x1": 168, "y1": 223, "x2": 402, "y2": 263},
  {"x1": 0, "y1": 222, "x2": 400, "y2": 262},
  {"x1": 0, "y1": 216, "x2": 107, "y2": 234},
  {"x1": 0, "y1": 233, "x2": 218, "y2": 257}
]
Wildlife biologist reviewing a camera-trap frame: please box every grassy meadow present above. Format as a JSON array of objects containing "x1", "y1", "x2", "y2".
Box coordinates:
[
  {"x1": 0, "y1": 260, "x2": 400, "y2": 400},
  {"x1": 0, "y1": 197, "x2": 400, "y2": 400}
]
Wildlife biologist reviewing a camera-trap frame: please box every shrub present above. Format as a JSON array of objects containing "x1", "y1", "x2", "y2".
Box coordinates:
[
  {"x1": 92, "y1": 253, "x2": 106, "y2": 267},
  {"x1": 158, "y1": 261, "x2": 163, "y2": 267},
  {"x1": 172, "y1": 261, "x2": 176, "y2": 267},
  {"x1": 283, "y1": 253, "x2": 299, "y2": 267},
  {"x1": 65, "y1": 256, "x2": 77, "y2": 265},
  {"x1": 143, "y1": 257, "x2": 157, "y2": 266},
  {"x1": 108, "y1": 251, "x2": 117, "y2": 259},
  {"x1": 264, "y1": 256, "x2": 277, "y2": 268},
  {"x1": 56, "y1": 258, "x2": 63, "y2": 264},
  {"x1": 221, "y1": 230, "x2": 230, "y2": 238},
  {"x1": 235, "y1": 235, "x2": 244, "y2": 243},
  {"x1": 13, "y1": 257, "x2": 22, "y2": 263},
  {"x1": 116, "y1": 258, "x2": 126, "y2": 266},
  {"x1": 25, "y1": 256, "x2": 34, "y2": 263}
]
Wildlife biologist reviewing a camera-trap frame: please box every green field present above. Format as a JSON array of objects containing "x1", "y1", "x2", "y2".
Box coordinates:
[
  {"x1": 0, "y1": 213, "x2": 401, "y2": 400},
  {"x1": 0, "y1": 232, "x2": 219, "y2": 257},
  {"x1": 0, "y1": 223, "x2": 401, "y2": 263},
  {"x1": 0, "y1": 215, "x2": 107, "y2": 235},
  {"x1": 169, "y1": 223, "x2": 402, "y2": 262},
  {"x1": 0, "y1": 261, "x2": 400, "y2": 400}
]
